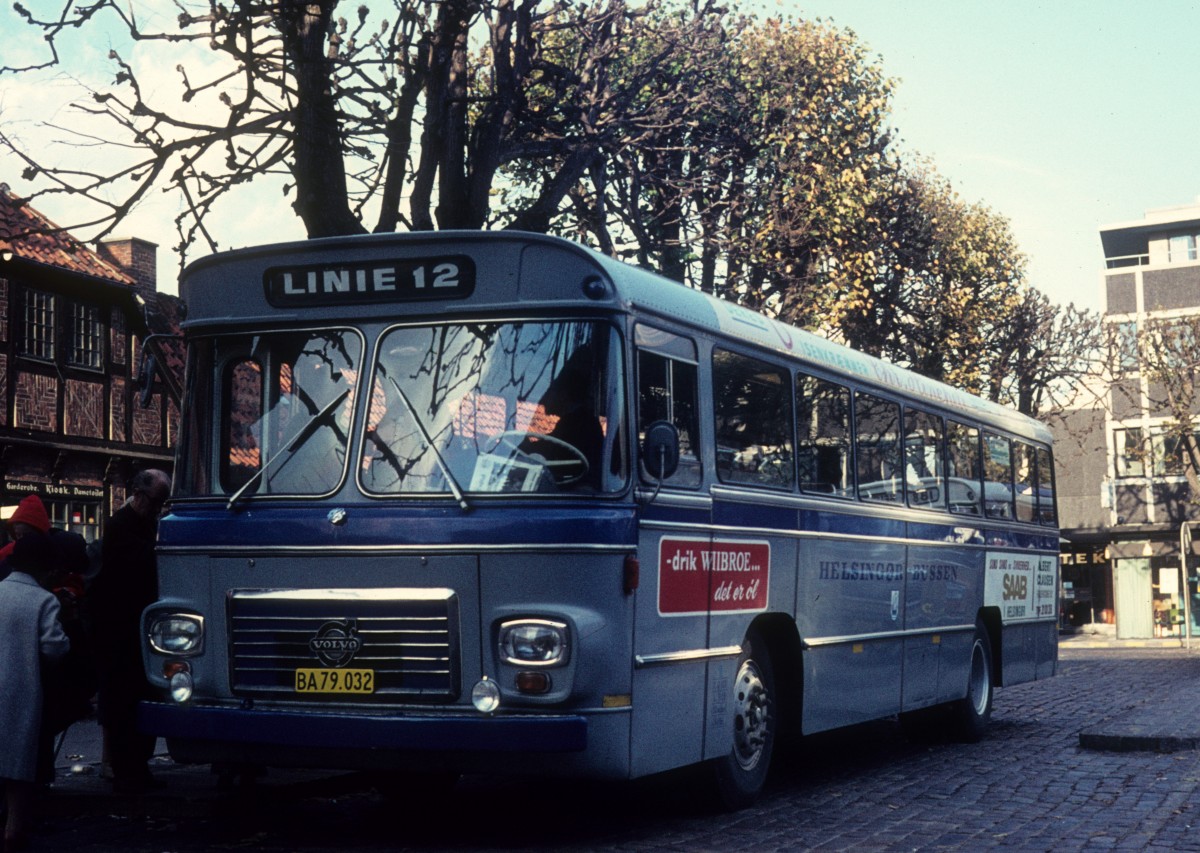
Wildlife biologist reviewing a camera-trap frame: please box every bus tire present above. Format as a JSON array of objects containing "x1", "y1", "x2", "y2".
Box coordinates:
[
  {"x1": 950, "y1": 622, "x2": 994, "y2": 743},
  {"x1": 709, "y1": 629, "x2": 775, "y2": 810}
]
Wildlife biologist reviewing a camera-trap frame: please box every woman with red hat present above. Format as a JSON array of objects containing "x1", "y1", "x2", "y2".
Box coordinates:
[{"x1": 0, "y1": 495, "x2": 51, "y2": 576}]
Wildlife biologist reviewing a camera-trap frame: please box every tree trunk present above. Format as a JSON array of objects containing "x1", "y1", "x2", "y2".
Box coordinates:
[{"x1": 278, "y1": 0, "x2": 364, "y2": 237}]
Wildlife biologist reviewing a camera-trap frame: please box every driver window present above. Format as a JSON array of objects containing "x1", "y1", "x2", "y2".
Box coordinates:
[{"x1": 637, "y1": 331, "x2": 701, "y2": 487}]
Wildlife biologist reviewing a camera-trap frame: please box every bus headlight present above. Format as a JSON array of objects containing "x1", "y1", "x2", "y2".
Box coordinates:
[
  {"x1": 149, "y1": 613, "x2": 205, "y2": 655},
  {"x1": 499, "y1": 619, "x2": 569, "y2": 666}
]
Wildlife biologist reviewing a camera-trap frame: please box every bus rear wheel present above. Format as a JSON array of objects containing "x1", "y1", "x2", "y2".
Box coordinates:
[
  {"x1": 949, "y1": 622, "x2": 993, "y2": 743},
  {"x1": 709, "y1": 629, "x2": 775, "y2": 810}
]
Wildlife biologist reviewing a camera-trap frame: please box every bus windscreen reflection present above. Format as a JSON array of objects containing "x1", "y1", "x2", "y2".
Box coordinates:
[{"x1": 359, "y1": 322, "x2": 625, "y2": 496}]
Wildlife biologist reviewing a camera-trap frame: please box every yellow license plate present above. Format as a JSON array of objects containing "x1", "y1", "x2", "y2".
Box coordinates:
[{"x1": 294, "y1": 668, "x2": 375, "y2": 694}]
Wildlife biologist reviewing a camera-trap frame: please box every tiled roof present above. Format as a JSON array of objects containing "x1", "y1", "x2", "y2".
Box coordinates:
[
  {"x1": 143, "y1": 290, "x2": 186, "y2": 403},
  {"x1": 0, "y1": 183, "x2": 135, "y2": 285}
]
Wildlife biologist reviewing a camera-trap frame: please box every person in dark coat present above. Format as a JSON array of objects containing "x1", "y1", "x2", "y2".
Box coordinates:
[
  {"x1": 88, "y1": 469, "x2": 171, "y2": 794},
  {"x1": 0, "y1": 533, "x2": 69, "y2": 853},
  {"x1": 0, "y1": 495, "x2": 99, "y2": 763}
]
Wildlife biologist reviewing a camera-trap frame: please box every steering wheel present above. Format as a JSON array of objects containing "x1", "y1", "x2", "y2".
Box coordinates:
[{"x1": 485, "y1": 430, "x2": 590, "y2": 486}]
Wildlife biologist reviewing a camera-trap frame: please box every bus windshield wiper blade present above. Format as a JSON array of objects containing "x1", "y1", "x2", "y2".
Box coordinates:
[
  {"x1": 385, "y1": 375, "x2": 471, "y2": 511},
  {"x1": 226, "y1": 387, "x2": 351, "y2": 511}
]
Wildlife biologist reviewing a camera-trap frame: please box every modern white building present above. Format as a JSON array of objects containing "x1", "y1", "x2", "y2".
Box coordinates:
[{"x1": 1058, "y1": 202, "x2": 1200, "y2": 639}]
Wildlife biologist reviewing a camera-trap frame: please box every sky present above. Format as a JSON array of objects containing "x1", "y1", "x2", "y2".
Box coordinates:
[
  {"x1": 3, "y1": 1, "x2": 1200, "y2": 310},
  {"x1": 782, "y1": 0, "x2": 1200, "y2": 312}
]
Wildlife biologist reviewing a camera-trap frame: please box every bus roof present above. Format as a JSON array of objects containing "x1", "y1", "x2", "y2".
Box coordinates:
[{"x1": 179, "y1": 230, "x2": 1052, "y2": 445}]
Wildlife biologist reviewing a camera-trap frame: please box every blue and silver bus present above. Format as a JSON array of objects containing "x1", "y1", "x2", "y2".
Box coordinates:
[{"x1": 140, "y1": 231, "x2": 1058, "y2": 808}]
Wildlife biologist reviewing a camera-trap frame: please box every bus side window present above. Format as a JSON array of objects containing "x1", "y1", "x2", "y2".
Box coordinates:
[
  {"x1": 1036, "y1": 446, "x2": 1057, "y2": 525},
  {"x1": 1014, "y1": 440, "x2": 1038, "y2": 523},
  {"x1": 796, "y1": 373, "x2": 851, "y2": 497},
  {"x1": 946, "y1": 420, "x2": 982, "y2": 516},
  {"x1": 713, "y1": 349, "x2": 794, "y2": 490},
  {"x1": 983, "y1": 432, "x2": 1015, "y2": 519},
  {"x1": 637, "y1": 349, "x2": 701, "y2": 488},
  {"x1": 855, "y1": 392, "x2": 902, "y2": 502},
  {"x1": 904, "y1": 407, "x2": 945, "y2": 509}
]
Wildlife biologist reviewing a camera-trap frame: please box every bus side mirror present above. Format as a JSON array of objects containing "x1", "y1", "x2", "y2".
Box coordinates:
[
  {"x1": 642, "y1": 421, "x2": 680, "y2": 481},
  {"x1": 136, "y1": 352, "x2": 158, "y2": 409}
]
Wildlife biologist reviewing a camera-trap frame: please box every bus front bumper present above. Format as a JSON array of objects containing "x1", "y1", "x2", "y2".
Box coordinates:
[{"x1": 138, "y1": 701, "x2": 588, "y2": 754}]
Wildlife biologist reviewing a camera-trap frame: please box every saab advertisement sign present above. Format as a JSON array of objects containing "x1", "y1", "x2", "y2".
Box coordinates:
[{"x1": 985, "y1": 552, "x2": 1057, "y2": 623}]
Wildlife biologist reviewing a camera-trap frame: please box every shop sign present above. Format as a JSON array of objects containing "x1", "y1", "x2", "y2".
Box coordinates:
[{"x1": 3, "y1": 479, "x2": 104, "y2": 500}]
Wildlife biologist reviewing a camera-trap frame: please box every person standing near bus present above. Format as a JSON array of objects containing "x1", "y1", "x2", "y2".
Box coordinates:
[
  {"x1": 0, "y1": 532, "x2": 70, "y2": 852},
  {"x1": 89, "y1": 469, "x2": 171, "y2": 794}
]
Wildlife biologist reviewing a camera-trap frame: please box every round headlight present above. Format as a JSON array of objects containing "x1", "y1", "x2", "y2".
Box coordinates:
[
  {"x1": 169, "y1": 669, "x2": 194, "y2": 704},
  {"x1": 472, "y1": 677, "x2": 501, "y2": 713},
  {"x1": 149, "y1": 614, "x2": 205, "y2": 655}
]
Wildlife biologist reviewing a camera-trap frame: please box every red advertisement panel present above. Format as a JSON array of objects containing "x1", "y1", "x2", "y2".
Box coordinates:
[{"x1": 657, "y1": 537, "x2": 771, "y2": 616}]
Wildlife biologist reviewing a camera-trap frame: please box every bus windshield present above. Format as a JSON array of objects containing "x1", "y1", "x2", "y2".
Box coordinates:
[
  {"x1": 177, "y1": 328, "x2": 364, "y2": 500},
  {"x1": 360, "y1": 321, "x2": 626, "y2": 496}
]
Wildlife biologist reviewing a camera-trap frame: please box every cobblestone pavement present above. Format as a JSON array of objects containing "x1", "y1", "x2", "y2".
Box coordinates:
[{"x1": 29, "y1": 645, "x2": 1200, "y2": 852}]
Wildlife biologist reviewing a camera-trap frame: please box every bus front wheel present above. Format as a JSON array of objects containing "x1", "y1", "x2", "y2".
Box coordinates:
[
  {"x1": 708, "y1": 629, "x2": 775, "y2": 810},
  {"x1": 950, "y1": 622, "x2": 994, "y2": 743}
]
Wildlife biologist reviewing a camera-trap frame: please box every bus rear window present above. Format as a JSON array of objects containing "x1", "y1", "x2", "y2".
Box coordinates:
[{"x1": 1036, "y1": 446, "x2": 1057, "y2": 525}]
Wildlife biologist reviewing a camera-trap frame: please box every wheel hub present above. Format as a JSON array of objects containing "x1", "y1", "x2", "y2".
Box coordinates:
[{"x1": 732, "y1": 659, "x2": 769, "y2": 771}]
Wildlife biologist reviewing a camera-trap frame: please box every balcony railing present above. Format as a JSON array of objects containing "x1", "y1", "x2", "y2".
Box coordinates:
[{"x1": 1105, "y1": 253, "x2": 1149, "y2": 269}]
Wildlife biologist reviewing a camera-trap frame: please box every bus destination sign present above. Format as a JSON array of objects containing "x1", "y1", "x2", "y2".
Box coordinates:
[{"x1": 264, "y1": 256, "x2": 476, "y2": 307}]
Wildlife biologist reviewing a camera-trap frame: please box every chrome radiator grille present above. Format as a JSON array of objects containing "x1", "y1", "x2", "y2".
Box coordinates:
[{"x1": 227, "y1": 588, "x2": 459, "y2": 702}]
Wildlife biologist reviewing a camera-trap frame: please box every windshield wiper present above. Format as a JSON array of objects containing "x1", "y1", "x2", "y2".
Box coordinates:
[
  {"x1": 227, "y1": 387, "x2": 351, "y2": 511},
  {"x1": 385, "y1": 375, "x2": 471, "y2": 511}
]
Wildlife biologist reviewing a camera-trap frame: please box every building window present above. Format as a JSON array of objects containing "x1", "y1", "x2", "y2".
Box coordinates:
[
  {"x1": 46, "y1": 499, "x2": 101, "y2": 544},
  {"x1": 22, "y1": 289, "x2": 56, "y2": 360},
  {"x1": 1151, "y1": 428, "x2": 1200, "y2": 478},
  {"x1": 1168, "y1": 233, "x2": 1200, "y2": 263},
  {"x1": 1114, "y1": 428, "x2": 1146, "y2": 478},
  {"x1": 1113, "y1": 321, "x2": 1139, "y2": 373},
  {"x1": 69, "y1": 301, "x2": 103, "y2": 369}
]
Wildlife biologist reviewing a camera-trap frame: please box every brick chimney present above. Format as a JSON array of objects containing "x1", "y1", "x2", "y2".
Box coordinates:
[{"x1": 97, "y1": 237, "x2": 158, "y2": 303}]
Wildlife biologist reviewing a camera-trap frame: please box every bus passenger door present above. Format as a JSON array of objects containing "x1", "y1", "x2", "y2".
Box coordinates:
[
  {"x1": 631, "y1": 336, "x2": 709, "y2": 777},
  {"x1": 632, "y1": 531, "x2": 713, "y2": 776}
]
